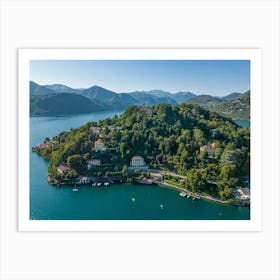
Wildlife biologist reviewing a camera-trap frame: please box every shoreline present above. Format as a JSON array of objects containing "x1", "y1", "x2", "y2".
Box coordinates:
[
  {"x1": 156, "y1": 181, "x2": 228, "y2": 204},
  {"x1": 47, "y1": 175, "x2": 247, "y2": 208},
  {"x1": 155, "y1": 181, "x2": 247, "y2": 207}
]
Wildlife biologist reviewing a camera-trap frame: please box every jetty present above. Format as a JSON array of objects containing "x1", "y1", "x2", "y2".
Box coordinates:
[{"x1": 134, "y1": 178, "x2": 153, "y2": 185}]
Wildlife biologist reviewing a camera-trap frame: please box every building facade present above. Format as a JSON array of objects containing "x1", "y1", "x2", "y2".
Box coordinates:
[
  {"x1": 57, "y1": 165, "x2": 71, "y2": 175},
  {"x1": 87, "y1": 159, "x2": 101, "y2": 169},
  {"x1": 128, "y1": 156, "x2": 149, "y2": 173},
  {"x1": 94, "y1": 140, "x2": 106, "y2": 152},
  {"x1": 130, "y1": 156, "x2": 145, "y2": 167}
]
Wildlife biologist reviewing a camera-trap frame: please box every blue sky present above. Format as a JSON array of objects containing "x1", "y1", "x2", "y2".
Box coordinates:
[{"x1": 30, "y1": 60, "x2": 250, "y2": 96}]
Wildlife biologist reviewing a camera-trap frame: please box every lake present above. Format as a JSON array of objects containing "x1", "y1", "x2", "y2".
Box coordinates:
[
  {"x1": 30, "y1": 112, "x2": 250, "y2": 220},
  {"x1": 235, "y1": 119, "x2": 250, "y2": 129}
]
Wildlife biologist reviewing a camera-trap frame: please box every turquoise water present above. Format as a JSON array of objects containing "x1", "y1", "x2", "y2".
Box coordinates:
[
  {"x1": 234, "y1": 119, "x2": 250, "y2": 128},
  {"x1": 30, "y1": 112, "x2": 250, "y2": 220}
]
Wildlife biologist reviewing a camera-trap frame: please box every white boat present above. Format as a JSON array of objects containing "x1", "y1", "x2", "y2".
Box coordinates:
[
  {"x1": 72, "y1": 185, "x2": 79, "y2": 192},
  {"x1": 104, "y1": 182, "x2": 110, "y2": 186},
  {"x1": 187, "y1": 195, "x2": 190, "y2": 199},
  {"x1": 160, "y1": 204, "x2": 164, "y2": 209},
  {"x1": 97, "y1": 183, "x2": 102, "y2": 187},
  {"x1": 179, "y1": 192, "x2": 187, "y2": 197},
  {"x1": 192, "y1": 197, "x2": 196, "y2": 200},
  {"x1": 132, "y1": 197, "x2": 135, "y2": 202}
]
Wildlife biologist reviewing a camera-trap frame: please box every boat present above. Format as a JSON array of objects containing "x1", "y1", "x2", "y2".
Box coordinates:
[
  {"x1": 132, "y1": 197, "x2": 135, "y2": 202},
  {"x1": 72, "y1": 184, "x2": 79, "y2": 192},
  {"x1": 97, "y1": 183, "x2": 102, "y2": 187},
  {"x1": 187, "y1": 195, "x2": 190, "y2": 199},
  {"x1": 104, "y1": 182, "x2": 110, "y2": 186},
  {"x1": 160, "y1": 204, "x2": 164, "y2": 209},
  {"x1": 179, "y1": 192, "x2": 187, "y2": 197},
  {"x1": 192, "y1": 197, "x2": 196, "y2": 200},
  {"x1": 92, "y1": 183, "x2": 97, "y2": 187}
]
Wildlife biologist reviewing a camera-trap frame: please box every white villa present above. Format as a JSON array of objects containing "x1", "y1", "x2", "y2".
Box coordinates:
[
  {"x1": 94, "y1": 140, "x2": 106, "y2": 152},
  {"x1": 128, "y1": 156, "x2": 149, "y2": 173},
  {"x1": 87, "y1": 159, "x2": 101, "y2": 169},
  {"x1": 130, "y1": 156, "x2": 145, "y2": 167}
]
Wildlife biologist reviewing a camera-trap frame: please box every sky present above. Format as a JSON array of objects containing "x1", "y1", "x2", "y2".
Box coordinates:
[{"x1": 30, "y1": 60, "x2": 250, "y2": 96}]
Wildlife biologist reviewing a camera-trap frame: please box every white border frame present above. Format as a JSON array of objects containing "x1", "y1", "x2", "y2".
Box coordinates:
[{"x1": 18, "y1": 48, "x2": 262, "y2": 231}]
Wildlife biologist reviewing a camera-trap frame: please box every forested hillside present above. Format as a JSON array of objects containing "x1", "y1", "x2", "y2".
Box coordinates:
[{"x1": 33, "y1": 104, "x2": 250, "y2": 200}]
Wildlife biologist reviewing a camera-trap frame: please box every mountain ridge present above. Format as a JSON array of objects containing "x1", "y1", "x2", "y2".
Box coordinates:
[{"x1": 30, "y1": 81, "x2": 250, "y2": 119}]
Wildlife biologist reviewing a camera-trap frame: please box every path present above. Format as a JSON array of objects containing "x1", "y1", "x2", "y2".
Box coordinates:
[{"x1": 158, "y1": 180, "x2": 229, "y2": 205}]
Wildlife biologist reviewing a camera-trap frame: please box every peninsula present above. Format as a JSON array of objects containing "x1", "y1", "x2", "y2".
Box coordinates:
[{"x1": 33, "y1": 103, "x2": 250, "y2": 206}]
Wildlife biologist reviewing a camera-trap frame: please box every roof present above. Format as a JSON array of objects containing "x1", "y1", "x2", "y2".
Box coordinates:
[
  {"x1": 239, "y1": 188, "x2": 250, "y2": 196},
  {"x1": 95, "y1": 140, "x2": 104, "y2": 145},
  {"x1": 57, "y1": 165, "x2": 71, "y2": 171},
  {"x1": 88, "y1": 159, "x2": 100, "y2": 163},
  {"x1": 131, "y1": 156, "x2": 144, "y2": 160},
  {"x1": 150, "y1": 172, "x2": 163, "y2": 177}
]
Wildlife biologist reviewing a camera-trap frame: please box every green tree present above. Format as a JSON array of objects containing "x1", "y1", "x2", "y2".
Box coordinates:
[{"x1": 67, "y1": 154, "x2": 86, "y2": 173}]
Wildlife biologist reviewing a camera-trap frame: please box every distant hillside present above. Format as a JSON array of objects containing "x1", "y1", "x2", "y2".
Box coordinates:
[
  {"x1": 45, "y1": 84, "x2": 83, "y2": 94},
  {"x1": 172, "y1": 92, "x2": 197, "y2": 103},
  {"x1": 186, "y1": 95, "x2": 222, "y2": 107},
  {"x1": 30, "y1": 93, "x2": 104, "y2": 115},
  {"x1": 30, "y1": 81, "x2": 250, "y2": 120},
  {"x1": 126, "y1": 90, "x2": 195, "y2": 105},
  {"x1": 30, "y1": 82, "x2": 197, "y2": 114},
  {"x1": 125, "y1": 91, "x2": 177, "y2": 106},
  {"x1": 30, "y1": 81, "x2": 57, "y2": 95},
  {"x1": 222, "y1": 92, "x2": 242, "y2": 101},
  {"x1": 80, "y1": 86, "x2": 139, "y2": 110},
  {"x1": 186, "y1": 91, "x2": 250, "y2": 120},
  {"x1": 211, "y1": 94, "x2": 250, "y2": 120}
]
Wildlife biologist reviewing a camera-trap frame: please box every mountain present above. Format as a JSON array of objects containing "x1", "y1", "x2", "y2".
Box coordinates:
[
  {"x1": 222, "y1": 92, "x2": 242, "y2": 101},
  {"x1": 126, "y1": 90, "x2": 195, "y2": 105},
  {"x1": 185, "y1": 92, "x2": 250, "y2": 120},
  {"x1": 80, "y1": 85, "x2": 117, "y2": 101},
  {"x1": 222, "y1": 90, "x2": 250, "y2": 101},
  {"x1": 125, "y1": 92, "x2": 177, "y2": 106},
  {"x1": 30, "y1": 81, "x2": 57, "y2": 95},
  {"x1": 30, "y1": 81, "x2": 250, "y2": 120},
  {"x1": 30, "y1": 93, "x2": 104, "y2": 115},
  {"x1": 211, "y1": 94, "x2": 250, "y2": 120},
  {"x1": 172, "y1": 91, "x2": 196, "y2": 103},
  {"x1": 80, "y1": 86, "x2": 139, "y2": 110},
  {"x1": 30, "y1": 82, "x2": 196, "y2": 108},
  {"x1": 129, "y1": 89, "x2": 172, "y2": 98},
  {"x1": 45, "y1": 84, "x2": 83, "y2": 94},
  {"x1": 186, "y1": 95, "x2": 222, "y2": 108}
]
